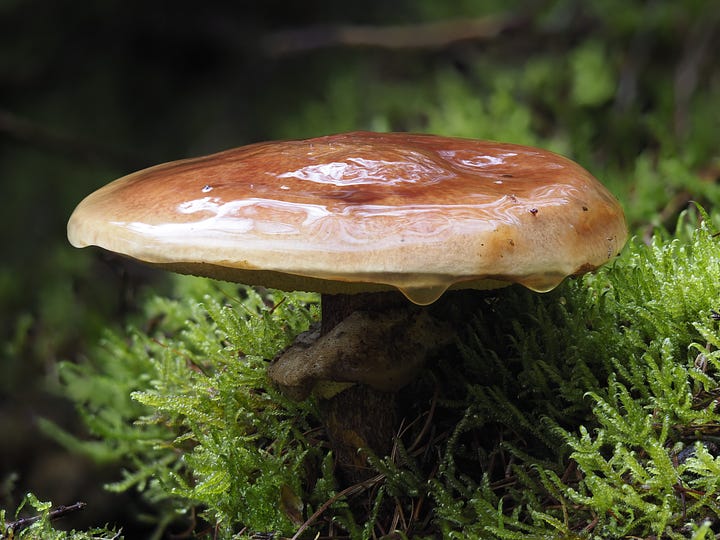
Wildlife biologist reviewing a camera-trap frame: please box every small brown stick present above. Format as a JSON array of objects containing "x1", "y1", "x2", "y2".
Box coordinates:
[
  {"x1": 290, "y1": 474, "x2": 385, "y2": 540},
  {"x1": 3, "y1": 501, "x2": 88, "y2": 535},
  {"x1": 391, "y1": 496, "x2": 407, "y2": 532},
  {"x1": 408, "y1": 386, "x2": 440, "y2": 454},
  {"x1": 581, "y1": 513, "x2": 599, "y2": 534}
]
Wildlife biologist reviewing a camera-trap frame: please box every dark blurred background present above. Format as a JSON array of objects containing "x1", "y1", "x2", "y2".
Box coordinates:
[{"x1": 1, "y1": 0, "x2": 717, "y2": 534}]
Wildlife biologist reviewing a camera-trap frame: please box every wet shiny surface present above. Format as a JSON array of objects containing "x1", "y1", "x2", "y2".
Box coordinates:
[{"x1": 68, "y1": 131, "x2": 628, "y2": 304}]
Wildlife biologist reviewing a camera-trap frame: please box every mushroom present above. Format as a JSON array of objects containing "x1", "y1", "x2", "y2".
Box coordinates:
[{"x1": 67, "y1": 131, "x2": 627, "y2": 481}]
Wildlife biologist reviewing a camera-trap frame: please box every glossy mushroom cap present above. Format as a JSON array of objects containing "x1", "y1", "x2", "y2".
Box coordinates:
[{"x1": 67, "y1": 131, "x2": 627, "y2": 305}]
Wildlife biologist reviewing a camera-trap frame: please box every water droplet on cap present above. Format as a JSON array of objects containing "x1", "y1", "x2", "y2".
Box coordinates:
[
  {"x1": 397, "y1": 284, "x2": 449, "y2": 305},
  {"x1": 516, "y1": 273, "x2": 565, "y2": 293}
]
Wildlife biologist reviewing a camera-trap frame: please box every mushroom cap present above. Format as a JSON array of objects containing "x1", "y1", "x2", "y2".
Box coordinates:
[{"x1": 67, "y1": 131, "x2": 627, "y2": 305}]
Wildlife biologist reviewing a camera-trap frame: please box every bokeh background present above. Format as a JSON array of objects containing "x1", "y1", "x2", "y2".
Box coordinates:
[{"x1": 1, "y1": 0, "x2": 718, "y2": 534}]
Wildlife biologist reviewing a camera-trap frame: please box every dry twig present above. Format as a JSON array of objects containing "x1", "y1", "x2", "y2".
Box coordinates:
[
  {"x1": 0, "y1": 108, "x2": 143, "y2": 168},
  {"x1": 2, "y1": 501, "x2": 87, "y2": 536},
  {"x1": 290, "y1": 474, "x2": 385, "y2": 540}
]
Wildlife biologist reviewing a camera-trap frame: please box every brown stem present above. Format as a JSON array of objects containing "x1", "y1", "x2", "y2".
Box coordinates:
[
  {"x1": 319, "y1": 385, "x2": 398, "y2": 484},
  {"x1": 269, "y1": 290, "x2": 459, "y2": 484},
  {"x1": 320, "y1": 292, "x2": 423, "y2": 484},
  {"x1": 320, "y1": 290, "x2": 407, "y2": 334}
]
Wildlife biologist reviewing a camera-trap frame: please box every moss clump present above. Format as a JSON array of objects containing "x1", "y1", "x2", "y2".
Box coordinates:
[
  {"x1": 40, "y1": 209, "x2": 720, "y2": 539},
  {"x1": 42, "y1": 281, "x2": 326, "y2": 537},
  {"x1": 426, "y1": 210, "x2": 720, "y2": 539}
]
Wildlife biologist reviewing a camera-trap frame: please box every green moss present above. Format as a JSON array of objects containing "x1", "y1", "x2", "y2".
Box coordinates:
[
  {"x1": 39, "y1": 209, "x2": 720, "y2": 538},
  {"x1": 42, "y1": 281, "x2": 324, "y2": 537},
  {"x1": 427, "y1": 210, "x2": 720, "y2": 539}
]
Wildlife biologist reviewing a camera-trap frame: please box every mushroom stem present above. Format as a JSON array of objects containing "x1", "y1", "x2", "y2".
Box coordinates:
[
  {"x1": 268, "y1": 291, "x2": 455, "y2": 483},
  {"x1": 321, "y1": 292, "x2": 421, "y2": 484},
  {"x1": 320, "y1": 291, "x2": 408, "y2": 334},
  {"x1": 319, "y1": 385, "x2": 398, "y2": 483}
]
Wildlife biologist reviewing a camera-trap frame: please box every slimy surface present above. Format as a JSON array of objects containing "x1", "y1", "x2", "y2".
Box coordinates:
[{"x1": 68, "y1": 132, "x2": 628, "y2": 303}]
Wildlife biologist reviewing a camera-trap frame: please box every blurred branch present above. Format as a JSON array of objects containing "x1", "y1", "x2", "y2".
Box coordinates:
[
  {"x1": 673, "y1": 14, "x2": 717, "y2": 137},
  {"x1": 262, "y1": 14, "x2": 530, "y2": 56},
  {"x1": 0, "y1": 109, "x2": 145, "y2": 169}
]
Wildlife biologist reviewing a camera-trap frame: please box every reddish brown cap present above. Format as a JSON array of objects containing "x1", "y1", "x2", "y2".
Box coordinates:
[{"x1": 67, "y1": 131, "x2": 627, "y2": 305}]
